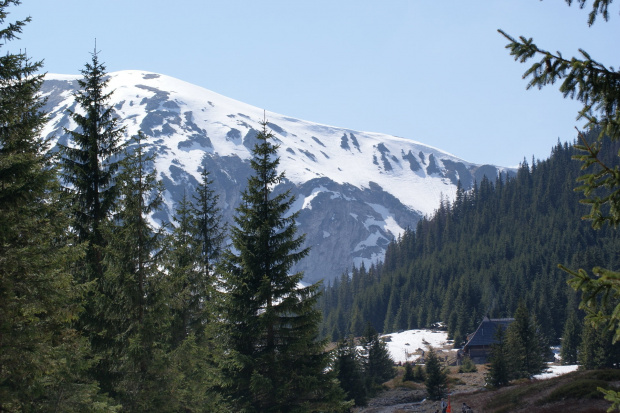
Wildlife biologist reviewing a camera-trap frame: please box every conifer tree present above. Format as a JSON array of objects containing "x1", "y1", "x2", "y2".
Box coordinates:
[
  {"x1": 0, "y1": 2, "x2": 115, "y2": 410},
  {"x1": 60, "y1": 46, "x2": 125, "y2": 281},
  {"x1": 403, "y1": 363, "x2": 415, "y2": 382},
  {"x1": 59, "y1": 47, "x2": 125, "y2": 393},
  {"x1": 485, "y1": 325, "x2": 510, "y2": 388},
  {"x1": 192, "y1": 165, "x2": 226, "y2": 283},
  {"x1": 333, "y1": 337, "x2": 366, "y2": 407},
  {"x1": 500, "y1": 1, "x2": 620, "y2": 406},
  {"x1": 505, "y1": 303, "x2": 548, "y2": 379},
  {"x1": 361, "y1": 323, "x2": 395, "y2": 391},
  {"x1": 164, "y1": 188, "x2": 225, "y2": 412},
  {"x1": 560, "y1": 310, "x2": 581, "y2": 365},
  {"x1": 103, "y1": 131, "x2": 169, "y2": 410},
  {"x1": 218, "y1": 120, "x2": 347, "y2": 412},
  {"x1": 424, "y1": 348, "x2": 448, "y2": 401}
]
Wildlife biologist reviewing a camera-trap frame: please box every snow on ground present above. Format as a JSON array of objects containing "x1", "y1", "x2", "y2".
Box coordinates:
[
  {"x1": 381, "y1": 329, "x2": 450, "y2": 364},
  {"x1": 533, "y1": 364, "x2": 579, "y2": 380}
]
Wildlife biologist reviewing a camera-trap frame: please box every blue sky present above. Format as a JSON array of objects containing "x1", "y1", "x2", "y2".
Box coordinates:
[{"x1": 8, "y1": 0, "x2": 619, "y2": 167}]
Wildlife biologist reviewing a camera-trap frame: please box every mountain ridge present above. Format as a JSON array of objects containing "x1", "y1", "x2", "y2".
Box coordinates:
[{"x1": 39, "y1": 70, "x2": 513, "y2": 283}]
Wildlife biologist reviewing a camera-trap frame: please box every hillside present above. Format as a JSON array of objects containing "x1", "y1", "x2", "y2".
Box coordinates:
[
  {"x1": 320, "y1": 137, "x2": 620, "y2": 343},
  {"x1": 40, "y1": 70, "x2": 511, "y2": 283}
]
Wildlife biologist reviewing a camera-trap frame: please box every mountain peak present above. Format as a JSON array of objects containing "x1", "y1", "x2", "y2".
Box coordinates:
[{"x1": 40, "y1": 70, "x2": 511, "y2": 282}]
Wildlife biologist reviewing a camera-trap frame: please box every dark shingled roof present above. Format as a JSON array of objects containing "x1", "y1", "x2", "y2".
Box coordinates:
[{"x1": 464, "y1": 317, "x2": 514, "y2": 348}]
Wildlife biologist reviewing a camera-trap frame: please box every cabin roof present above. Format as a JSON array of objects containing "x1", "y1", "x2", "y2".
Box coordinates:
[{"x1": 464, "y1": 317, "x2": 514, "y2": 348}]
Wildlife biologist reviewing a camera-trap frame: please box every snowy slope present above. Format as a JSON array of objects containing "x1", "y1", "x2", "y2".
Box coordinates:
[{"x1": 39, "y1": 70, "x2": 512, "y2": 283}]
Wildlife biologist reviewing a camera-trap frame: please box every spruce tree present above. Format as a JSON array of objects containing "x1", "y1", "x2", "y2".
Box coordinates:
[
  {"x1": 102, "y1": 131, "x2": 169, "y2": 410},
  {"x1": 560, "y1": 310, "x2": 581, "y2": 365},
  {"x1": 192, "y1": 165, "x2": 226, "y2": 284},
  {"x1": 0, "y1": 2, "x2": 114, "y2": 410},
  {"x1": 59, "y1": 47, "x2": 125, "y2": 393},
  {"x1": 333, "y1": 337, "x2": 366, "y2": 407},
  {"x1": 60, "y1": 46, "x2": 125, "y2": 280},
  {"x1": 164, "y1": 186, "x2": 225, "y2": 412},
  {"x1": 485, "y1": 325, "x2": 510, "y2": 388},
  {"x1": 218, "y1": 120, "x2": 347, "y2": 412},
  {"x1": 361, "y1": 323, "x2": 395, "y2": 392},
  {"x1": 424, "y1": 348, "x2": 448, "y2": 401},
  {"x1": 505, "y1": 303, "x2": 548, "y2": 379}
]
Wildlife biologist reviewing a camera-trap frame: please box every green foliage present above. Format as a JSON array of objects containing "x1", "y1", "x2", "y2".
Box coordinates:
[
  {"x1": 485, "y1": 325, "x2": 511, "y2": 388},
  {"x1": 578, "y1": 321, "x2": 620, "y2": 370},
  {"x1": 458, "y1": 356, "x2": 477, "y2": 373},
  {"x1": 218, "y1": 120, "x2": 348, "y2": 412},
  {"x1": 0, "y1": 2, "x2": 116, "y2": 410},
  {"x1": 413, "y1": 364, "x2": 427, "y2": 383},
  {"x1": 403, "y1": 363, "x2": 415, "y2": 382},
  {"x1": 320, "y1": 140, "x2": 619, "y2": 345},
  {"x1": 59, "y1": 47, "x2": 125, "y2": 274},
  {"x1": 500, "y1": 1, "x2": 620, "y2": 408},
  {"x1": 101, "y1": 132, "x2": 171, "y2": 410},
  {"x1": 560, "y1": 310, "x2": 582, "y2": 365},
  {"x1": 505, "y1": 303, "x2": 548, "y2": 379},
  {"x1": 361, "y1": 323, "x2": 396, "y2": 391},
  {"x1": 542, "y1": 378, "x2": 612, "y2": 403},
  {"x1": 58, "y1": 48, "x2": 125, "y2": 396},
  {"x1": 424, "y1": 348, "x2": 448, "y2": 401},
  {"x1": 333, "y1": 337, "x2": 367, "y2": 406}
]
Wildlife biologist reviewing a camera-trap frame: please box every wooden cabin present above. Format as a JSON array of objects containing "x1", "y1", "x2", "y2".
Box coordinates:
[{"x1": 463, "y1": 316, "x2": 514, "y2": 364}]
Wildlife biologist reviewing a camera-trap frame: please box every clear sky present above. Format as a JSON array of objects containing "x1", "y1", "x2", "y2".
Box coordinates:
[{"x1": 7, "y1": 0, "x2": 619, "y2": 167}]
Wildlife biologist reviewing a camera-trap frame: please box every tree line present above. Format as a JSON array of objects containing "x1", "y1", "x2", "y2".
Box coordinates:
[{"x1": 320, "y1": 136, "x2": 620, "y2": 350}]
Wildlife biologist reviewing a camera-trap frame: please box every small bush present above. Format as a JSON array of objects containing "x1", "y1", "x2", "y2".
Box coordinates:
[
  {"x1": 458, "y1": 357, "x2": 477, "y2": 373},
  {"x1": 403, "y1": 363, "x2": 415, "y2": 382}
]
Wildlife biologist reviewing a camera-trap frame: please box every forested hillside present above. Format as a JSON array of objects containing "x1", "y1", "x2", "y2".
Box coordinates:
[{"x1": 320, "y1": 135, "x2": 620, "y2": 346}]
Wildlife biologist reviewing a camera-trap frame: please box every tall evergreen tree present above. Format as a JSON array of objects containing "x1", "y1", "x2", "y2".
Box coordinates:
[
  {"x1": 0, "y1": 2, "x2": 115, "y2": 410},
  {"x1": 164, "y1": 184, "x2": 225, "y2": 412},
  {"x1": 192, "y1": 165, "x2": 226, "y2": 283},
  {"x1": 560, "y1": 310, "x2": 581, "y2": 365},
  {"x1": 505, "y1": 303, "x2": 548, "y2": 379},
  {"x1": 424, "y1": 348, "x2": 448, "y2": 401},
  {"x1": 59, "y1": 48, "x2": 125, "y2": 393},
  {"x1": 485, "y1": 325, "x2": 510, "y2": 388},
  {"x1": 333, "y1": 337, "x2": 366, "y2": 407},
  {"x1": 60, "y1": 46, "x2": 125, "y2": 280},
  {"x1": 102, "y1": 131, "x2": 169, "y2": 410},
  {"x1": 218, "y1": 120, "x2": 347, "y2": 412},
  {"x1": 361, "y1": 323, "x2": 395, "y2": 392}
]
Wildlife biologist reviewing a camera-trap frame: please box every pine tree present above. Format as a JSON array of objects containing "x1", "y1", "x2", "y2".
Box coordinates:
[
  {"x1": 361, "y1": 323, "x2": 395, "y2": 392},
  {"x1": 424, "y1": 348, "x2": 448, "y2": 401},
  {"x1": 59, "y1": 47, "x2": 125, "y2": 394},
  {"x1": 505, "y1": 303, "x2": 548, "y2": 379},
  {"x1": 560, "y1": 310, "x2": 581, "y2": 365},
  {"x1": 218, "y1": 120, "x2": 347, "y2": 412},
  {"x1": 403, "y1": 363, "x2": 415, "y2": 382},
  {"x1": 164, "y1": 182, "x2": 225, "y2": 411},
  {"x1": 102, "y1": 131, "x2": 170, "y2": 410},
  {"x1": 333, "y1": 337, "x2": 366, "y2": 407},
  {"x1": 60, "y1": 46, "x2": 125, "y2": 281},
  {"x1": 485, "y1": 325, "x2": 510, "y2": 388},
  {"x1": 0, "y1": 2, "x2": 115, "y2": 410}
]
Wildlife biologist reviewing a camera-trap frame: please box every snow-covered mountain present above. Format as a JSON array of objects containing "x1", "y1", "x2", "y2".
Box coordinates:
[{"x1": 40, "y1": 70, "x2": 511, "y2": 284}]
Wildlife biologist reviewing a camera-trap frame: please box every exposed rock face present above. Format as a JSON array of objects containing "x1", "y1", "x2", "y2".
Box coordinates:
[{"x1": 40, "y1": 71, "x2": 513, "y2": 284}]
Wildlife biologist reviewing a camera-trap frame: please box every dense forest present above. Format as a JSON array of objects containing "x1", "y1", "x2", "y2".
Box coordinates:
[
  {"x1": 3, "y1": 0, "x2": 620, "y2": 411},
  {"x1": 320, "y1": 136, "x2": 620, "y2": 346}
]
